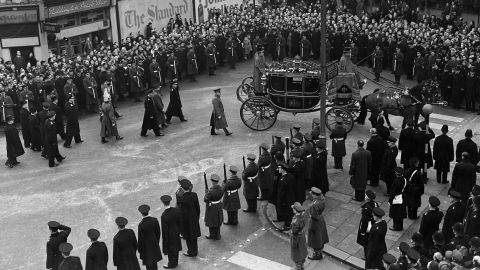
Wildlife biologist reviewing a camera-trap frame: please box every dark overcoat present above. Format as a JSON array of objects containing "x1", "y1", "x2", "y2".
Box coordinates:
[
  {"x1": 58, "y1": 256, "x2": 82, "y2": 270},
  {"x1": 178, "y1": 191, "x2": 201, "y2": 239},
  {"x1": 161, "y1": 207, "x2": 182, "y2": 254},
  {"x1": 455, "y1": 138, "x2": 479, "y2": 164},
  {"x1": 277, "y1": 173, "x2": 296, "y2": 217},
  {"x1": 152, "y1": 93, "x2": 166, "y2": 125},
  {"x1": 413, "y1": 129, "x2": 435, "y2": 168},
  {"x1": 307, "y1": 198, "x2": 329, "y2": 249},
  {"x1": 388, "y1": 176, "x2": 407, "y2": 219},
  {"x1": 465, "y1": 209, "x2": 480, "y2": 238},
  {"x1": 113, "y1": 229, "x2": 141, "y2": 270},
  {"x1": 366, "y1": 135, "x2": 387, "y2": 177},
  {"x1": 29, "y1": 114, "x2": 42, "y2": 149},
  {"x1": 257, "y1": 151, "x2": 273, "y2": 190},
  {"x1": 291, "y1": 160, "x2": 306, "y2": 203},
  {"x1": 210, "y1": 97, "x2": 228, "y2": 129},
  {"x1": 372, "y1": 49, "x2": 383, "y2": 73},
  {"x1": 365, "y1": 220, "x2": 387, "y2": 269},
  {"x1": 64, "y1": 101, "x2": 80, "y2": 136},
  {"x1": 357, "y1": 200, "x2": 378, "y2": 247},
  {"x1": 242, "y1": 162, "x2": 259, "y2": 200},
  {"x1": 85, "y1": 241, "x2": 108, "y2": 270},
  {"x1": 451, "y1": 161, "x2": 477, "y2": 200},
  {"x1": 419, "y1": 209, "x2": 444, "y2": 249},
  {"x1": 223, "y1": 175, "x2": 242, "y2": 211},
  {"x1": 204, "y1": 184, "x2": 224, "y2": 227},
  {"x1": 100, "y1": 102, "x2": 118, "y2": 137},
  {"x1": 45, "y1": 119, "x2": 60, "y2": 158},
  {"x1": 329, "y1": 125, "x2": 347, "y2": 157},
  {"x1": 141, "y1": 96, "x2": 158, "y2": 131},
  {"x1": 312, "y1": 149, "x2": 329, "y2": 194},
  {"x1": 349, "y1": 147, "x2": 371, "y2": 190},
  {"x1": 165, "y1": 86, "x2": 183, "y2": 118},
  {"x1": 399, "y1": 127, "x2": 415, "y2": 165},
  {"x1": 405, "y1": 169, "x2": 423, "y2": 209},
  {"x1": 46, "y1": 225, "x2": 71, "y2": 270},
  {"x1": 433, "y1": 134, "x2": 454, "y2": 172},
  {"x1": 380, "y1": 146, "x2": 398, "y2": 184},
  {"x1": 5, "y1": 123, "x2": 24, "y2": 158},
  {"x1": 441, "y1": 201, "x2": 466, "y2": 242},
  {"x1": 290, "y1": 213, "x2": 308, "y2": 262},
  {"x1": 19, "y1": 108, "x2": 30, "y2": 145},
  {"x1": 138, "y1": 216, "x2": 162, "y2": 265}
]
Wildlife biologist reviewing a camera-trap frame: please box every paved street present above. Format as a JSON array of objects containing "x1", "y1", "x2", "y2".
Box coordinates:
[{"x1": 0, "y1": 58, "x2": 479, "y2": 270}]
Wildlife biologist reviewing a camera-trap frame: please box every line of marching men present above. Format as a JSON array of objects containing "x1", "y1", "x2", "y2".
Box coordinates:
[{"x1": 44, "y1": 118, "x2": 331, "y2": 270}]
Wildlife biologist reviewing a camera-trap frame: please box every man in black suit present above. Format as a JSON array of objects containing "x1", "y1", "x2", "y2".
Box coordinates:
[
  {"x1": 419, "y1": 196, "x2": 444, "y2": 251},
  {"x1": 58, "y1": 243, "x2": 82, "y2": 270},
  {"x1": 456, "y1": 129, "x2": 479, "y2": 165},
  {"x1": 138, "y1": 204, "x2": 162, "y2": 270},
  {"x1": 366, "y1": 128, "x2": 387, "y2": 187},
  {"x1": 452, "y1": 152, "x2": 477, "y2": 201},
  {"x1": 398, "y1": 121, "x2": 416, "y2": 169},
  {"x1": 113, "y1": 217, "x2": 141, "y2": 270},
  {"x1": 433, "y1": 125, "x2": 454, "y2": 184},
  {"x1": 46, "y1": 221, "x2": 71, "y2": 270},
  {"x1": 442, "y1": 190, "x2": 466, "y2": 242},
  {"x1": 365, "y1": 207, "x2": 388, "y2": 269},
  {"x1": 160, "y1": 195, "x2": 182, "y2": 269},
  {"x1": 177, "y1": 179, "x2": 201, "y2": 257},
  {"x1": 85, "y1": 229, "x2": 108, "y2": 270}
]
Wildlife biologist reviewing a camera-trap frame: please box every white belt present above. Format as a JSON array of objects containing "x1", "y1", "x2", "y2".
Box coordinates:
[
  {"x1": 209, "y1": 200, "x2": 222, "y2": 205},
  {"x1": 261, "y1": 164, "x2": 271, "y2": 171},
  {"x1": 306, "y1": 154, "x2": 312, "y2": 158},
  {"x1": 227, "y1": 189, "x2": 238, "y2": 195},
  {"x1": 334, "y1": 138, "x2": 344, "y2": 142},
  {"x1": 248, "y1": 177, "x2": 255, "y2": 182}
]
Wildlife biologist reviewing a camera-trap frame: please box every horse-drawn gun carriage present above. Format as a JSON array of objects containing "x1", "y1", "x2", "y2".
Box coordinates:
[{"x1": 237, "y1": 53, "x2": 364, "y2": 133}]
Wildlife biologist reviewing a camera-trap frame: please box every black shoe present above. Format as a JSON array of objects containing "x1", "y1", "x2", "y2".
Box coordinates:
[
  {"x1": 205, "y1": 235, "x2": 216, "y2": 240},
  {"x1": 141, "y1": 134, "x2": 148, "y2": 137},
  {"x1": 156, "y1": 133, "x2": 165, "y2": 137},
  {"x1": 49, "y1": 164, "x2": 59, "y2": 168},
  {"x1": 116, "y1": 115, "x2": 123, "y2": 119},
  {"x1": 101, "y1": 139, "x2": 108, "y2": 144},
  {"x1": 389, "y1": 227, "x2": 402, "y2": 231},
  {"x1": 116, "y1": 136, "x2": 124, "y2": 140},
  {"x1": 77, "y1": 140, "x2": 84, "y2": 143},
  {"x1": 163, "y1": 265, "x2": 177, "y2": 269},
  {"x1": 180, "y1": 119, "x2": 187, "y2": 122},
  {"x1": 63, "y1": 145, "x2": 71, "y2": 148},
  {"x1": 211, "y1": 132, "x2": 218, "y2": 136},
  {"x1": 183, "y1": 252, "x2": 195, "y2": 257},
  {"x1": 308, "y1": 254, "x2": 323, "y2": 260},
  {"x1": 243, "y1": 209, "x2": 256, "y2": 213},
  {"x1": 225, "y1": 131, "x2": 232, "y2": 136}
]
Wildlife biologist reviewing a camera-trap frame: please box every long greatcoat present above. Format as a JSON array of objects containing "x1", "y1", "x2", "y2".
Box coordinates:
[
  {"x1": 442, "y1": 201, "x2": 466, "y2": 242},
  {"x1": 277, "y1": 173, "x2": 296, "y2": 218},
  {"x1": 451, "y1": 160, "x2": 477, "y2": 200},
  {"x1": 399, "y1": 127, "x2": 415, "y2": 166},
  {"x1": 165, "y1": 86, "x2": 183, "y2": 118},
  {"x1": 100, "y1": 102, "x2": 118, "y2": 137},
  {"x1": 366, "y1": 135, "x2": 387, "y2": 180},
  {"x1": 141, "y1": 95, "x2": 158, "y2": 131},
  {"x1": 357, "y1": 200, "x2": 379, "y2": 247},
  {"x1": 329, "y1": 125, "x2": 347, "y2": 157},
  {"x1": 113, "y1": 229, "x2": 141, "y2": 270},
  {"x1": 64, "y1": 101, "x2": 80, "y2": 137},
  {"x1": 85, "y1": 241, "x2": 108, "y2": 270},
  {"x1": 5, "y1": 123, "x2": 24, "y2": 158},
  {"x1": 204, "y1": 184, "x2": 224, "y2": 227},
  {"x1": 389, "y1": 176, "x2": 407, "y2": 219},
  {"x1": 138, "y1": 216, "x2": 162, "y2": 266},
  {"x1": 307, "y1": 198, "x2": 329, "y2": 249},
  {"x1": 290, "y1": 213, "x2": 308, "y2": 262},
  {"x1": 152, "y1": 92, "x2": 166, "y2": 125},
  {"x1": 178, "y1": 192, "x2": 201, "y2": 240},
  {"x1": 372, "y1": 49, "x2": 384, "y2": 73},
  {"x1": 312, "y1": 149, "x2": 329, "y2": 194},
  {"x1": 29, "y1": 113, "x2": 42, "y2": 149},
  {"x1": 405, "y1": 168, "x2": 423, "y2": 209},
  {"x1": 419, "y1": 209, "x2": 444, "y2": 249},
  {"x1": 223, "y1": 175, "x2": 242, "y2": 211},
  {"x1": 380, "y1": 146, "x2": 398, "y2": 185},
  {"x1": 433, "y1": 134, "x2": 454, "y2": 172},
  {"x1": 161, "y1": 207, "x2": 182, "y2": 255},
  {"x1": 257, "y1": 151, "x2": 273, "y2": 191},
  {"x1": 45, "y1": 119, "x2": 60, "y2": 159},
  {"x1": 365, "y1": 220, "x2": 387, "y2": 269},
  {"x1": 58, "y1": 256, "x2": 83, "y2": 270},
  {"x1": 211, "y1": 97, "x2": 228, "y2": 129},
  {"x1": 349, "y1": 147, "x2": 372, "y2": 190},
  {"x1": 242, "y1": 162, "x2": 259, "y2": 200},
  {"x1": 414, "y1": 129, "x2": 435, "y2": 169}
]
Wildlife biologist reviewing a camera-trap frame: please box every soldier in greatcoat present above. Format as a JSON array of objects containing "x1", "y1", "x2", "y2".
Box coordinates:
[
  {"x1": 63, "y1": 95, "x2": 82, "y2": 148},
  {"x1": 258, "y1": 143, "x2": 273, "y2": 201},
  {"x1": 100, "y1": 94, "x2": 123, "y2": 143},
  {"x1": 398, "y1": 121, "x2": 416, "y2": 169},
  {"x1": 205, "y1": 42, "x2": 217, "y2": 76},
  {"x1": 442, "y1": 190, "x2": 466, "y2": 242},
  {"x1": 186, "y1": 46, "x2": 198, "y2": 82},
  {"x1": 85, "y1": 229, "x2": 108, "y2": 270},
  {"x1": 312, "y1": 139, "x2": 329, "y2": 195},
  {"x1": 28, "y1": 109, "x2": 42, "y2": 151},
  {"x1": 290, "y1": 202, "x2": 308, "y2": 269},
  {"x1": 177, "y1": 179, "x2": 201, "y2": 257},
  {"x1": 253, "y1": 47, "x2": 267, "y2": 93},
  {"x1": 303, "y1": 133, "x2": 316, "y2": 189},
  {"x1": 357, "y1": 190, "x2": 379, "y2": 257},
  {"x1": 4, "y1": 115, "x2": 24, "y2": 168},
  {"x1": 405, "y1": 157, "x2": 424, "y2": 220},
  {"x1": 380, "y1": 136, "x2": 398, "y2": 195},
  {"x1": 419, "y1": 196, "x2": 444, "y2": 251},
  {"x1": 388, "y1": 167, "x2": 407, "y2": 231},
  {"x1": 465, "y1": 196, "x2": 480, "y2": 238},
  {"x1": 243, "y1": 153, "x2": 259, "y2": 212},
  {"x1": 329, "y1": 117, "x2": 347, "y2": 170},
  {"x1": 210, "y1": 88, "x2": 232, "y2": 136},
  {"x1": 433, "y1": 124, "x2": 454, "y2": 184},
  {"x1": 366, "y1": 128, "x2": 387, "y2": 187},
  {"x1": 307, "y1": 188, "x2": 329, "y2": 260},
  {"x1": 275, "y1": 33, "x2": 286, "y2": 62},
  {"x1": 365, "y1": 208, "x2": 387, "y2": 269},
  {"x1": 160, "y1": 195, "x2": 182, "y2": 269},
  {"x1": 270, "y1": 135, "x2": 285, "y2": 158},
  {"x1": 299, "y1": 35, "x2": 311, "y2": 60},
  {"x1": 223, "y1": 166, "x2": 242, "y2": 225},
  {"x1": 19, "y1": 102, "x2": 30, "y2": 148},
  {"x1": 204, "y1": 174, "x2": 224, "y2": 240},
  {"x1": 465, "y1": 67, "x2": 476, "y2": 111},
  {"x1": 113, "y1": 217, "x2": 141, "y2": 270},
  {"x1": 149, "y1": 59, "x2": 161, "y2": 89},
  {"x1": 82, "y1": 72, "x2": 99, "y2": 113},
  {"x1": 310, "y1": 118, "x2": 321, "y2": 141},
  {"x1": 58, "y1": 243, "x2": 83, "y2": 270},
  {"x1": 137, "y1": 204, "x2": 162, "y2": 270},
  {"x1": 46, "y1": 221, "x2": 71, "y2": 270},
  {"x1": 152, "y1": 88, "x2": 166, "y2": 129},
  {"x1": 291, "y1": 148, "x2": 306, "y2": 204},
  {"x1": 141, "y1": 90, "x2": 162, "y2": 137},
  {"x1": 49, "y1": 97, "x2": 66, "y2": 140}
]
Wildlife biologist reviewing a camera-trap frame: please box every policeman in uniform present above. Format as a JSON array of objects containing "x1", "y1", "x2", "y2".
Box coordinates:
[
  {"x1": 177, "y1": 179, "x2": 201, "y2": 257},
  {"x1": 381, "y1": 136, "x2": 398, "y2": 196},
  {"x1": 311, "y1": 118, "x2": 321, "y2": 141},
  {"x1": 223, "y1": 166, "x2": 242, "y2": 225},
  {"x1": 243, "y1": 153, "x2": 259, "y2": 212},
  {"x1": 291, "y1": 148, "x2": 306, "y2": 204},
  {"x1": 388, "y1": 167, "x2": 407, "y2": 231},
  {"x1": 329, "y1": 117, "x2": 347, "y2": 170},
  {"x1": 419, "y1": 196, "x2": 444, "y2": 251},
  {"x1": 113, "y1": 217, "x2": 141, "y2": 270},
  {"x1": 46, "y1": 221, "x2": 71, "y2": 270},
  {"x1": 312, "y1": 139, "x2": 329, "y2": 194},
  {"x1": 399, "y1": 120, "x2": 415, "y2": 169},
  {"x1": 397, "y1": 242, "x2": 410, "y2": 270},
  {"x1": 160, "y1": 195, "x2": 182, "y2": 269},
  {"x1": 365, "y1": 207, "x2": 388, "y2": 269},
  {"x1": 58, "y1": 243, "x2": 83, "y2": 270},
  {"x1": 442, "y1": 190, "x2": 466, "y2": 242},
  {"x1": 367, "y1": 128, "x2": 387, "y2": 187},
  {"x1": 85, "y1": 229, "x2": 108, "y2": 270},
  {"x1": 382, "y1": 253, "x2": 397, "y2": 269},
  {"x1": 307, "y1": 187, "x2": 329, "y2": 260},
  {"x1": 137, "y1": 204, "x2": 162, "y2": 270},
  {"x1": 357, "y1": 190, "x2": 378, "y2": 257},
  {"x1": 257, "y1": 143, "x2": 273, "y2": 200},
  {"x1": 204, "y1": 174, "x2": 224, "y2": 240}
]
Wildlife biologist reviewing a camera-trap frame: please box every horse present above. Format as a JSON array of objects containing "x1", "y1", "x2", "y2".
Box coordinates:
[{"x1": 356, "y1": 82, "x2": 446, "y2": 129}]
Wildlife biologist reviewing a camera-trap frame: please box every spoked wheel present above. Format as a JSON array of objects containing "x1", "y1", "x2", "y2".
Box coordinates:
[
  {"x1": 236, "y1": 83, "x2": 255, "y2": 102},
  {"x1": 325, "y1": 107, "x2": 354, "y2": 133},
  {"x1": 240, "y1": 97, "x2": 278, "y2": 131},
  {"x1": 242, "y1": 76, "x2": 253, "y2": 86}
]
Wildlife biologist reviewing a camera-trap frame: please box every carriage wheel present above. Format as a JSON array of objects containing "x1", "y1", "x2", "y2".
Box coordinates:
[
  {"x1": 325, "y1": 107, "x2": 354, "y2": 134},
  {"x1": 236, "y1": 83, "x2": 255, "y2": 103},
  {"x1": 240, "y1": 97, "x2": 278, "y2": 131},
  {"x1": 242, "y1": 76, "x2": 254, "y2": 86}
]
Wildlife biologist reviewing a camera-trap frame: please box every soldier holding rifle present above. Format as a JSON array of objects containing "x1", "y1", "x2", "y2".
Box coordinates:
[
  {"x1": 223, "y1": 165, "x2": 242, "y2": 225},
  {"x1": 204, "y1": 174, "x2": 224, "y2": 240}
]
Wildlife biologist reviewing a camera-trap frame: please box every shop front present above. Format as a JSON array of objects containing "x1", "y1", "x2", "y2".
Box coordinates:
[
  {"x1": 44, "y1": 0, "x2": 113, "y2": 57},
  {"x1": 0, "y1": 6, "x2": 40, "y2": 62}
]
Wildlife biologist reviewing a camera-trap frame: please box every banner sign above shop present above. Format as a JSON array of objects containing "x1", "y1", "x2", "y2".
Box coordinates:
[
  {"x1": 0, "y1": 9, "x2": 38, "y2": 24},
  {"x1": 46, "y1": 0, "x2": 111, "y2": 18}
]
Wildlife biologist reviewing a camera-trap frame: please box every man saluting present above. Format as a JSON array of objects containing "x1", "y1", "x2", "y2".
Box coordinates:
[{"x1": 46, "y1": 221, "x2": 71, "y2": 270}]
